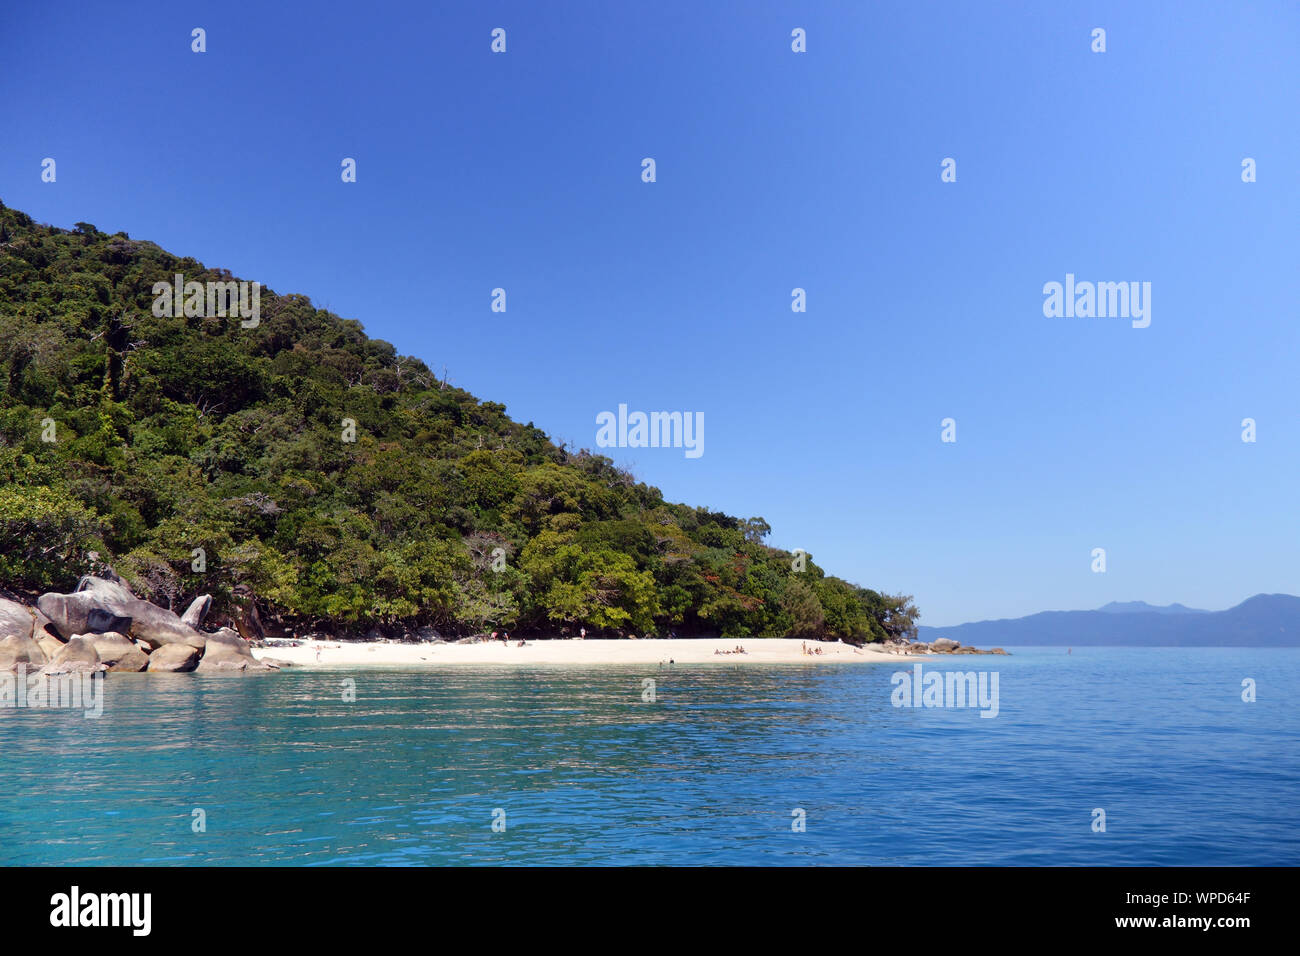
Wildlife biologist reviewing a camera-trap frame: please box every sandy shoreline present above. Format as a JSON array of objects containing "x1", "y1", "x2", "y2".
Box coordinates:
[{"x1": 253, "y1": 637, "x2": 907, "y2": 668}]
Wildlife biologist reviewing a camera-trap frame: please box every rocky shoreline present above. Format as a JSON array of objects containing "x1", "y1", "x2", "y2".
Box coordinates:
[
  {"x1": 0, "y1": 573, "x2": 283, "y2": 675},
  {"x1": 0, "y1": 573, "x2": 1007, "y2": 676},
  {"x1": 873, "y1": 637, "x2": 1008, "y2": 656}
]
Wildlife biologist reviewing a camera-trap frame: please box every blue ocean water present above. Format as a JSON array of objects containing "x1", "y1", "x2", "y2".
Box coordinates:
[{"x1": 1, "y1": 647, "x2": 1297, "y2": 865}]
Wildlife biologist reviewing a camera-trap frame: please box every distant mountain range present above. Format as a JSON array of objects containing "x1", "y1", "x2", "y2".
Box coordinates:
[
  {"x1": 1095, "y1": 601, "x2": 1209, "y2": 615},
  {"x1": 919, "y1": 594, "x2": 1300, "y2": 646}
]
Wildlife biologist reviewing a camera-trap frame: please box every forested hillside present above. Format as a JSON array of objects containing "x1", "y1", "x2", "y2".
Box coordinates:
[{"x1": 0, "y1": 200, "x2": 917, "y2": 641}]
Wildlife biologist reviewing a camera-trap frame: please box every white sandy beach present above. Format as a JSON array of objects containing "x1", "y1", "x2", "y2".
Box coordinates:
[{"x1": 253, "y1": 637, "x2": 907, "y2": 668}]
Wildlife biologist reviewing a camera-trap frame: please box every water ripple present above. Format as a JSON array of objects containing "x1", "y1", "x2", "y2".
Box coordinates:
[{"x1": 1, "y1": 650, "x2": 1297, "y2": 865}]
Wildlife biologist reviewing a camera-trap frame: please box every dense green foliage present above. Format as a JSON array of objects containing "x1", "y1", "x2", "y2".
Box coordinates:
[{"x1": 0, "y1": 200, "x2": 918, "y2": 641}]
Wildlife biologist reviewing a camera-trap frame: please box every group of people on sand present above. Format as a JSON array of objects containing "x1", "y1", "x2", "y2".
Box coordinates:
[
  {"x1": 801, "y1": 642, "x2": 825, "y2": 656},
  {"x1": 714, "y1": 645, "x2": 747, "y2": 655},
  {"x1": 491, "y1": 631, "x2": 527, "y2": 647}
]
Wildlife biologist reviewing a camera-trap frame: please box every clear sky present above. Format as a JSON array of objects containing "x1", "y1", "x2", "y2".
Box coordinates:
[{"x1": 2, "y1": 1, "x2": 1297, "y2": 625}]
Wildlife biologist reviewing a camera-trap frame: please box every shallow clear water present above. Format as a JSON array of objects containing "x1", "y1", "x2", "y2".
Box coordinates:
[{"x1": 2, "y1": 647, "x2": 1297, "y2": 865}]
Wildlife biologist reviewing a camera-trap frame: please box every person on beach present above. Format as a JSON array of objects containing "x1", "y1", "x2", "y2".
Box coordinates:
[{"x1": 579, "y1": 628, "x2": 586, "y2": 640}]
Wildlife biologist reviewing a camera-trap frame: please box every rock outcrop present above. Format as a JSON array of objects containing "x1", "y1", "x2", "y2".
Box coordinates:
[
  {"x1": 42, "y1": 636, "x2": 105, "y2": 674},
  {"x1": 122, "y1": 602, "x2": 206, "y2": 651},
  {"x1": 0, "y1": 597, "x2": 37, "y2": 641},
  {"x1": 196, "y1": 628, "x2": 272, "y2": 672},
  {"x1": 0, "y1": 597, "x2": 57, "y2": 671},
  {"x1": 0, "y1": 633, "x2": 48, "y2": 671},
  {"x1": 90, "y1": 632, "x2": 149, "y2": 673},
  {"x1": 873, "y1": 637, "x2": 1008, "y2": 656},
  {"x1": 4, "y1": 577, "x2": 289, "y2": 677},
  {"x1": 76, "y1": 573, "x2": 135, "y2": 604},
  {"x1": 36, "y1": 632, "x2": 66, "y2": 660},
  {"x1": 37, "y1": 590, "x2": 118, "y2": 639},
  {"x1": 181, "y1": 594, "x2": 212, "y2": 629},
  {"x1": 147, "y1": 644, "x2": 200, "y2": 672},
  {"x1": 39, "y1": 578, "x2": 206, "y2": 651}
]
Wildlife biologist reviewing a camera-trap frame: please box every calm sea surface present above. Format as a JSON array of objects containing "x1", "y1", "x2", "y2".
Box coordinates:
[{"x1": 2, "y1": 647, "x2": 1297, "y2": 865}]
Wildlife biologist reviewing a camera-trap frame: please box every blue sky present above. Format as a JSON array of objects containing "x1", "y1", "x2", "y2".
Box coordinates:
[{"x1": 2, "y1": 1, "x2": 1297, "y2": 625}]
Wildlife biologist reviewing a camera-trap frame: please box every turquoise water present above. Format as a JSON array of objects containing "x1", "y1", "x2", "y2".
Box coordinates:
[{"x1": 2, "y1": 647, "x2": 1298, "y2": 865}]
